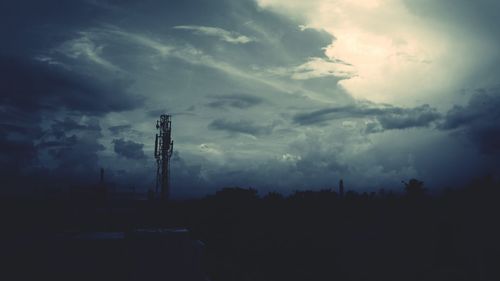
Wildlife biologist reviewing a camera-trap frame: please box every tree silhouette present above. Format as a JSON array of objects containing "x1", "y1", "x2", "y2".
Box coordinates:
[{"x1": 402, "y1": 178, "x2": 426, "y2": 198}]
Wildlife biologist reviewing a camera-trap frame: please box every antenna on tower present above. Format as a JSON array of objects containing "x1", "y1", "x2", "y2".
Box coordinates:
[{"x1": 154, "y1": 114, "x2": 174, "y2": 200}]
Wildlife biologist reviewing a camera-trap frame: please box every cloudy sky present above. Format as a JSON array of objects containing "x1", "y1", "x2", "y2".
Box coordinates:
[{"x1": 1, "y1": 0, "x2": 499, "y2": 197}]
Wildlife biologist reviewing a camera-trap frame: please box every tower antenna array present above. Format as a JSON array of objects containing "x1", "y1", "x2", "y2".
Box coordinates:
[{"x1": 154, "y1": 114, "x2": 174, "y2": 200}]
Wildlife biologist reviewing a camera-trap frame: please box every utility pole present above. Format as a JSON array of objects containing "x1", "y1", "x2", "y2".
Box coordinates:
[{"x1": 339, "y1": 179, "x2": 344, "y2": 198}]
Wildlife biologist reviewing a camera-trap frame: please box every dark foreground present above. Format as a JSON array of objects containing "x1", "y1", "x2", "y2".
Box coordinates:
[{"x1": 1, "y1": 180, "x2": 500, "y2": 281}]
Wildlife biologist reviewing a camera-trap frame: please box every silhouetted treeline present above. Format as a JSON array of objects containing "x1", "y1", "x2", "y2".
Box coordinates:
[{"x1": 1, "y1": 177, "x2": 499, "y2": 281}]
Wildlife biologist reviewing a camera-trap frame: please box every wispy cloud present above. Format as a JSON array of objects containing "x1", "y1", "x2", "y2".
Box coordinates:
[
  {"x1": 48, "y1": 25, "x2": 342, "y2": 103},
  {"x1": 173, "y1": 25, "x2": 254, "y2": 44},
  {"x1": 55, "y1": 32, "x2": 121, "y2": 71},
  {"x1": 270, "y1": 57, "x2": 356, "y2": 80},
  {"x1": 106, "y1": 27, "x2": 174, "y2": 57}
]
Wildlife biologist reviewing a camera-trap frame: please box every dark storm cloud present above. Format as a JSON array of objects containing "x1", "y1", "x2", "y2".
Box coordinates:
[
  {"x1": 49, "y1": 118, "x2": 98, "y2": 138},
  {"x1": 0, "y1": 115, "x2": 108, "y2": 192},
  {"x1": 0, "y1": 119, "x2": 39, "y2": 136},
  {"x1": 0, "y1": 0, "x2": 141, "y2": 131},
  {"x1": 0, "y1": 1, "x2": 107, "y2": 57},
  {"x1": 109, "y1": 124, "x2": 132, "y2": 135},
  {"x1": 0, "y1": 2, "x2": 141, "y2": 190},
  {"x1": 293, "y1": 106, "x2": 371, "y2": 125},
  {"x1": 41, "y1": 118, "x2": 104, "y2": 156},
  {"x1": 36, "y1": 136, "x2": 78, "y2": 150},
  {"x1": 35, "y1": 118, "x2": 106, "y2": 186},
  {"x1": 0, "y1": 57, "x2": 142, "y2": 115},
  {"x1": 113, "y1": 138, "x2": 146, "y2": 160},
  {"x1": 377, "y1": 105, "x2": 441, "y2": 130},
  {"x1": 293, "y1": 103, "x2": 441, "y2": 132},
  {"x1": 209, "y1": 119, "x2": 274, "y2": 136},
  {"x1": 440, "y1": 89, "x2": 500, "y2": 153},
  {"x1": 206, "y1": 94, "x2": 263, "y2": 109}
]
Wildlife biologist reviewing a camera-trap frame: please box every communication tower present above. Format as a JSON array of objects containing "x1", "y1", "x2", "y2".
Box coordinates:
[{"x1": 154, "y1": 114, "x2": 174, "y2": 200}]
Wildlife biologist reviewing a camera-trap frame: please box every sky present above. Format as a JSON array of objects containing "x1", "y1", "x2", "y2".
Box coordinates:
[{"x1": 1, "y1": 0, "x2": 499, "y2": 198}]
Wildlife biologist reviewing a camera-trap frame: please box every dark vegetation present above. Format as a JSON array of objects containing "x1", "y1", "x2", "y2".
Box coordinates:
[{"x1": 1, "y1": 177, "x2": 500, "y2": 281}]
